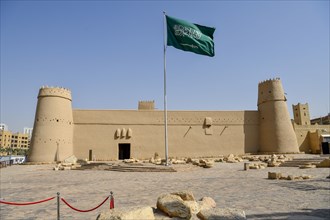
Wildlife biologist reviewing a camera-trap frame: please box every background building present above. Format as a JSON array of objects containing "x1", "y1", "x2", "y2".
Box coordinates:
[
  {"x1": 311, "y1": 114, "x2": 330, "y2": 125},
  {"x1": 24, "y1": 127, "x2": 33, "y2": 139},
  {"x1": 292, "y1": 103, "x2": 330, "y2": 154},
  {"x1": 0, "y1": 127, "x2": 30, "y2": 156},
  {"x1": 0, "y1": 123, "x2": 8, "y2": 131}
]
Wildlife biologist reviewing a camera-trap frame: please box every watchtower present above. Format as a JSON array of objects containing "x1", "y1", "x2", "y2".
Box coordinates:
[
  {"x1": 292, "y1": 103, "x2": 310, "y2": 125},
  {"x1": 28, "y1": 86, "x2": 74, "y2": 162},
  {"x1": 138, "y1": 100, "x2": 155, "y2": 110},
  {"x1": 258, "y1": 78, "x2": 299, "y2": 153}
]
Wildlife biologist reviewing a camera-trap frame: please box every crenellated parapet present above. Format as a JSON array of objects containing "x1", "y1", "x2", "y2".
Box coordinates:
[
  {"x1": 38, "y1": 86, "x2": 72, "y2": 101},
  {"x1": 257, "y1": 78, "x2": 286, "y2": 106},
  {"x1": 138, "y1": 100, "x2": 155, "y2": 110}
]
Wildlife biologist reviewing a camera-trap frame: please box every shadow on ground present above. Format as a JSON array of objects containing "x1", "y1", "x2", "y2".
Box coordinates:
[
  {"x1": 270, "y1": 179, "x2": 330, "y2": 191},
  {"x1": 247, "y1": 208, "x2": 330, "y2": 220}
]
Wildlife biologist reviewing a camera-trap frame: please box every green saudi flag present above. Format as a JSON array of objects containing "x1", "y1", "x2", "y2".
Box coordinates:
[{"x1": 166, "y1": 15, "x2": 215, "y2": 57}]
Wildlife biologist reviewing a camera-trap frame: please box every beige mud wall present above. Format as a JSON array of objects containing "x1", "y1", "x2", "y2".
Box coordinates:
[
  {"x1": 73, "y1": 110, "x2": 259, "y2": 160},
  {"x1": 293, "y1": 124, "x2": 330, "y2": 153},
  {"x1": 29, "y1": 87, "x2": 74, "y2": 162}
]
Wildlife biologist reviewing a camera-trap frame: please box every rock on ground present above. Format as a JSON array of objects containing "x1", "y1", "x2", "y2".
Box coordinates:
[
  {"x1": 96, "y1": 206, "x2": 154, "y2": 220},
  {"x1": 198, "y1": 197, "x2": 216, "y2": 211},
  {"x1": 197, "y1": 208, "x2": 246, "y2": 220},
  {"x1": 157, "y1": 194, "x2": 192, "y2": 219}
]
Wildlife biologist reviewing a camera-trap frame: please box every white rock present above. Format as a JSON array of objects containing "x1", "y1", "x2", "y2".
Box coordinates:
[
  {"x1": 156, "y1": 194, "x2": 192, "y2": 219},
  {"x1": 184, "y1": 200, "x2": 200, "y2": 215},
  {"x1": 63, "y1": 155, "x2": 77, "y2": 164},
  {"x1": 198, "y1": 197, "x2": 216, "y2": 211}
]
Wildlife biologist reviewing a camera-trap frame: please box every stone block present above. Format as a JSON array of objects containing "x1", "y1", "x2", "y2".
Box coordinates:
[
  {"x1": 299, "y1": 164, "x2": 316, "y2": 169},
  {"x1": 302, "y1": 175, "x2": 312, "y2": 179},
  {"x1": 63, "y1": 155, "x2": 77, "y2": 164},
  {"x1": 156, "y1": 194, "x2": 192, "y2": 219},
  {"x1": 198, "y1": 197, "x2": 216, "y2": 211},
  {"x1": 184, "y1": 201, "x2": 200, "y2": 215},
  {"x1": 197, "y1": 208, "x2": 246, "y2": 220},
  {"x1": 203, "y1": 161, "x2": 214, "y2": 168},
  {"x1": 317, "y1": 158, "x2": 330, "y2": 168},
  {"x1": 268, "y1": 172, "x2": 282, "y2": 179},
  {"x1": 287, "y1": 175, "x2": 294, "y2": 180},
  {"x1": 171, "y1": 191, "x2": 195, "y2": 201}
]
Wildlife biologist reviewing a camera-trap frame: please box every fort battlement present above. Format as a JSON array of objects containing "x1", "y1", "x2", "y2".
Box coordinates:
[
  {"x1": 138, "y1": 100, "x2": 155, "y2": 110},
  {"x1": 257, "y1": 78, "x2": 286, "y2": 106},
  {"x1": 38, "y1": 86, "x2": 72, "y2": 101},
  {"x1": 258, "y1": 77, "x2": 281, "y2": 84}
]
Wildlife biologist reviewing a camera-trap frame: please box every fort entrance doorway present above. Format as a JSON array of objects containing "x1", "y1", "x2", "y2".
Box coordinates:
[{"x1": 118, "y1": 143, "x2": 130, "y2": 160}]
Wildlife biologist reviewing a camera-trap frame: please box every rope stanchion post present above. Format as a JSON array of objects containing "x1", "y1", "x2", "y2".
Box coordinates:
[
  {"x1": 0, "y1": 192, "x2": 110, "y2": 216},
  {"x1": 57, "y1": 192, "x2": 60, "y2": 220},
  {"x1": 110, "y1": 191, "x2": 114, "y2": 209}
]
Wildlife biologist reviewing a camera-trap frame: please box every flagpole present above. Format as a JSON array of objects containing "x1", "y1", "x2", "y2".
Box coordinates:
[{"x1": 163, "y1": 11, "x2": 169, "y2": 166}]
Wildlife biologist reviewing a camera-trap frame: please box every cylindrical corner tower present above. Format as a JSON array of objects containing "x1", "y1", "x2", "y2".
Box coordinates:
[
  {"x1": 258, "y1": 78, "x2": 299, "y2": 153},
  {"x1": 28, "y1": 87, "x2": 74, "y2": 162}
]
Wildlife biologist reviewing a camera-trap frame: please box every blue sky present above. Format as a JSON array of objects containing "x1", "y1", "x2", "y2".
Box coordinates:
[{"x1": 1, "y1": 0, "x2": 329, "y2": 133}]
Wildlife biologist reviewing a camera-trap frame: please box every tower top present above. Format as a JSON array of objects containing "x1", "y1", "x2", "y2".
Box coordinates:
[
  {"x1": 257, "y1": 77, "x2": 286, "y2": 106},
  {"x1": 138, "y1": 100, "x2": 155, "y2": 110},
  {"x1": 258, "y1": 77, "x2": 281, "y2": 85},
  {"x1": 38, "y1": 86, "x2": 72, "y2": 101}
]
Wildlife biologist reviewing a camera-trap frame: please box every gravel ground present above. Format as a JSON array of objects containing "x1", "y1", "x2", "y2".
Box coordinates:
[{"x1": 0, "y1": 154, "x2": 329, "y2": 220}]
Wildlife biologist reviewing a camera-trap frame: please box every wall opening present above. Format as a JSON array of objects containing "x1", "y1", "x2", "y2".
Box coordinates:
[
  {"x1": 89, "y1": 149, "x2": 93, "y2": 161},
  {"x1": 118, "y1": 143, "x2": 130, "y2": 160}
]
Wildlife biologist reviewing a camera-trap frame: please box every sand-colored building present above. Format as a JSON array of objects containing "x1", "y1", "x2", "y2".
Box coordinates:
[
  {"x1": 292, "y1": 103, "x2": 330, "y2": 154},
  {"x1": 28, "y1": 78, "x2": 329, "y2": 162},
  {"x1": 0, "y1": 130, "x2": 29, "y2": 156}
]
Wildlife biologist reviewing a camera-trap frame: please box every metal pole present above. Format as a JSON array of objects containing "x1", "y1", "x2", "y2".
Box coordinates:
[
  {"x1": 57, "y1": 192, "x2": 60, "y2": 220},
  {"x1": 110, "y1": 191, "x2": 114, "y2": 209},
  {"x1": 163, "y1": 11, "x2": 169, "y2": 166}
]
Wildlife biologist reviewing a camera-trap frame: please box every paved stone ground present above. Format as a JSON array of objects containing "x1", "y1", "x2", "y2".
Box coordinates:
[{"x1": 0, "y1": 154, "x2": 329, "y2": 220}]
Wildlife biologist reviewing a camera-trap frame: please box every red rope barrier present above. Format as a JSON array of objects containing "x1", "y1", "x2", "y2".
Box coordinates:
[
  {"x1": 0, "y1": 197, "x2": 55, "y2": 206},
  {"x1": 61, "y1": 197, "x2": 109, "y2": 212}
]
